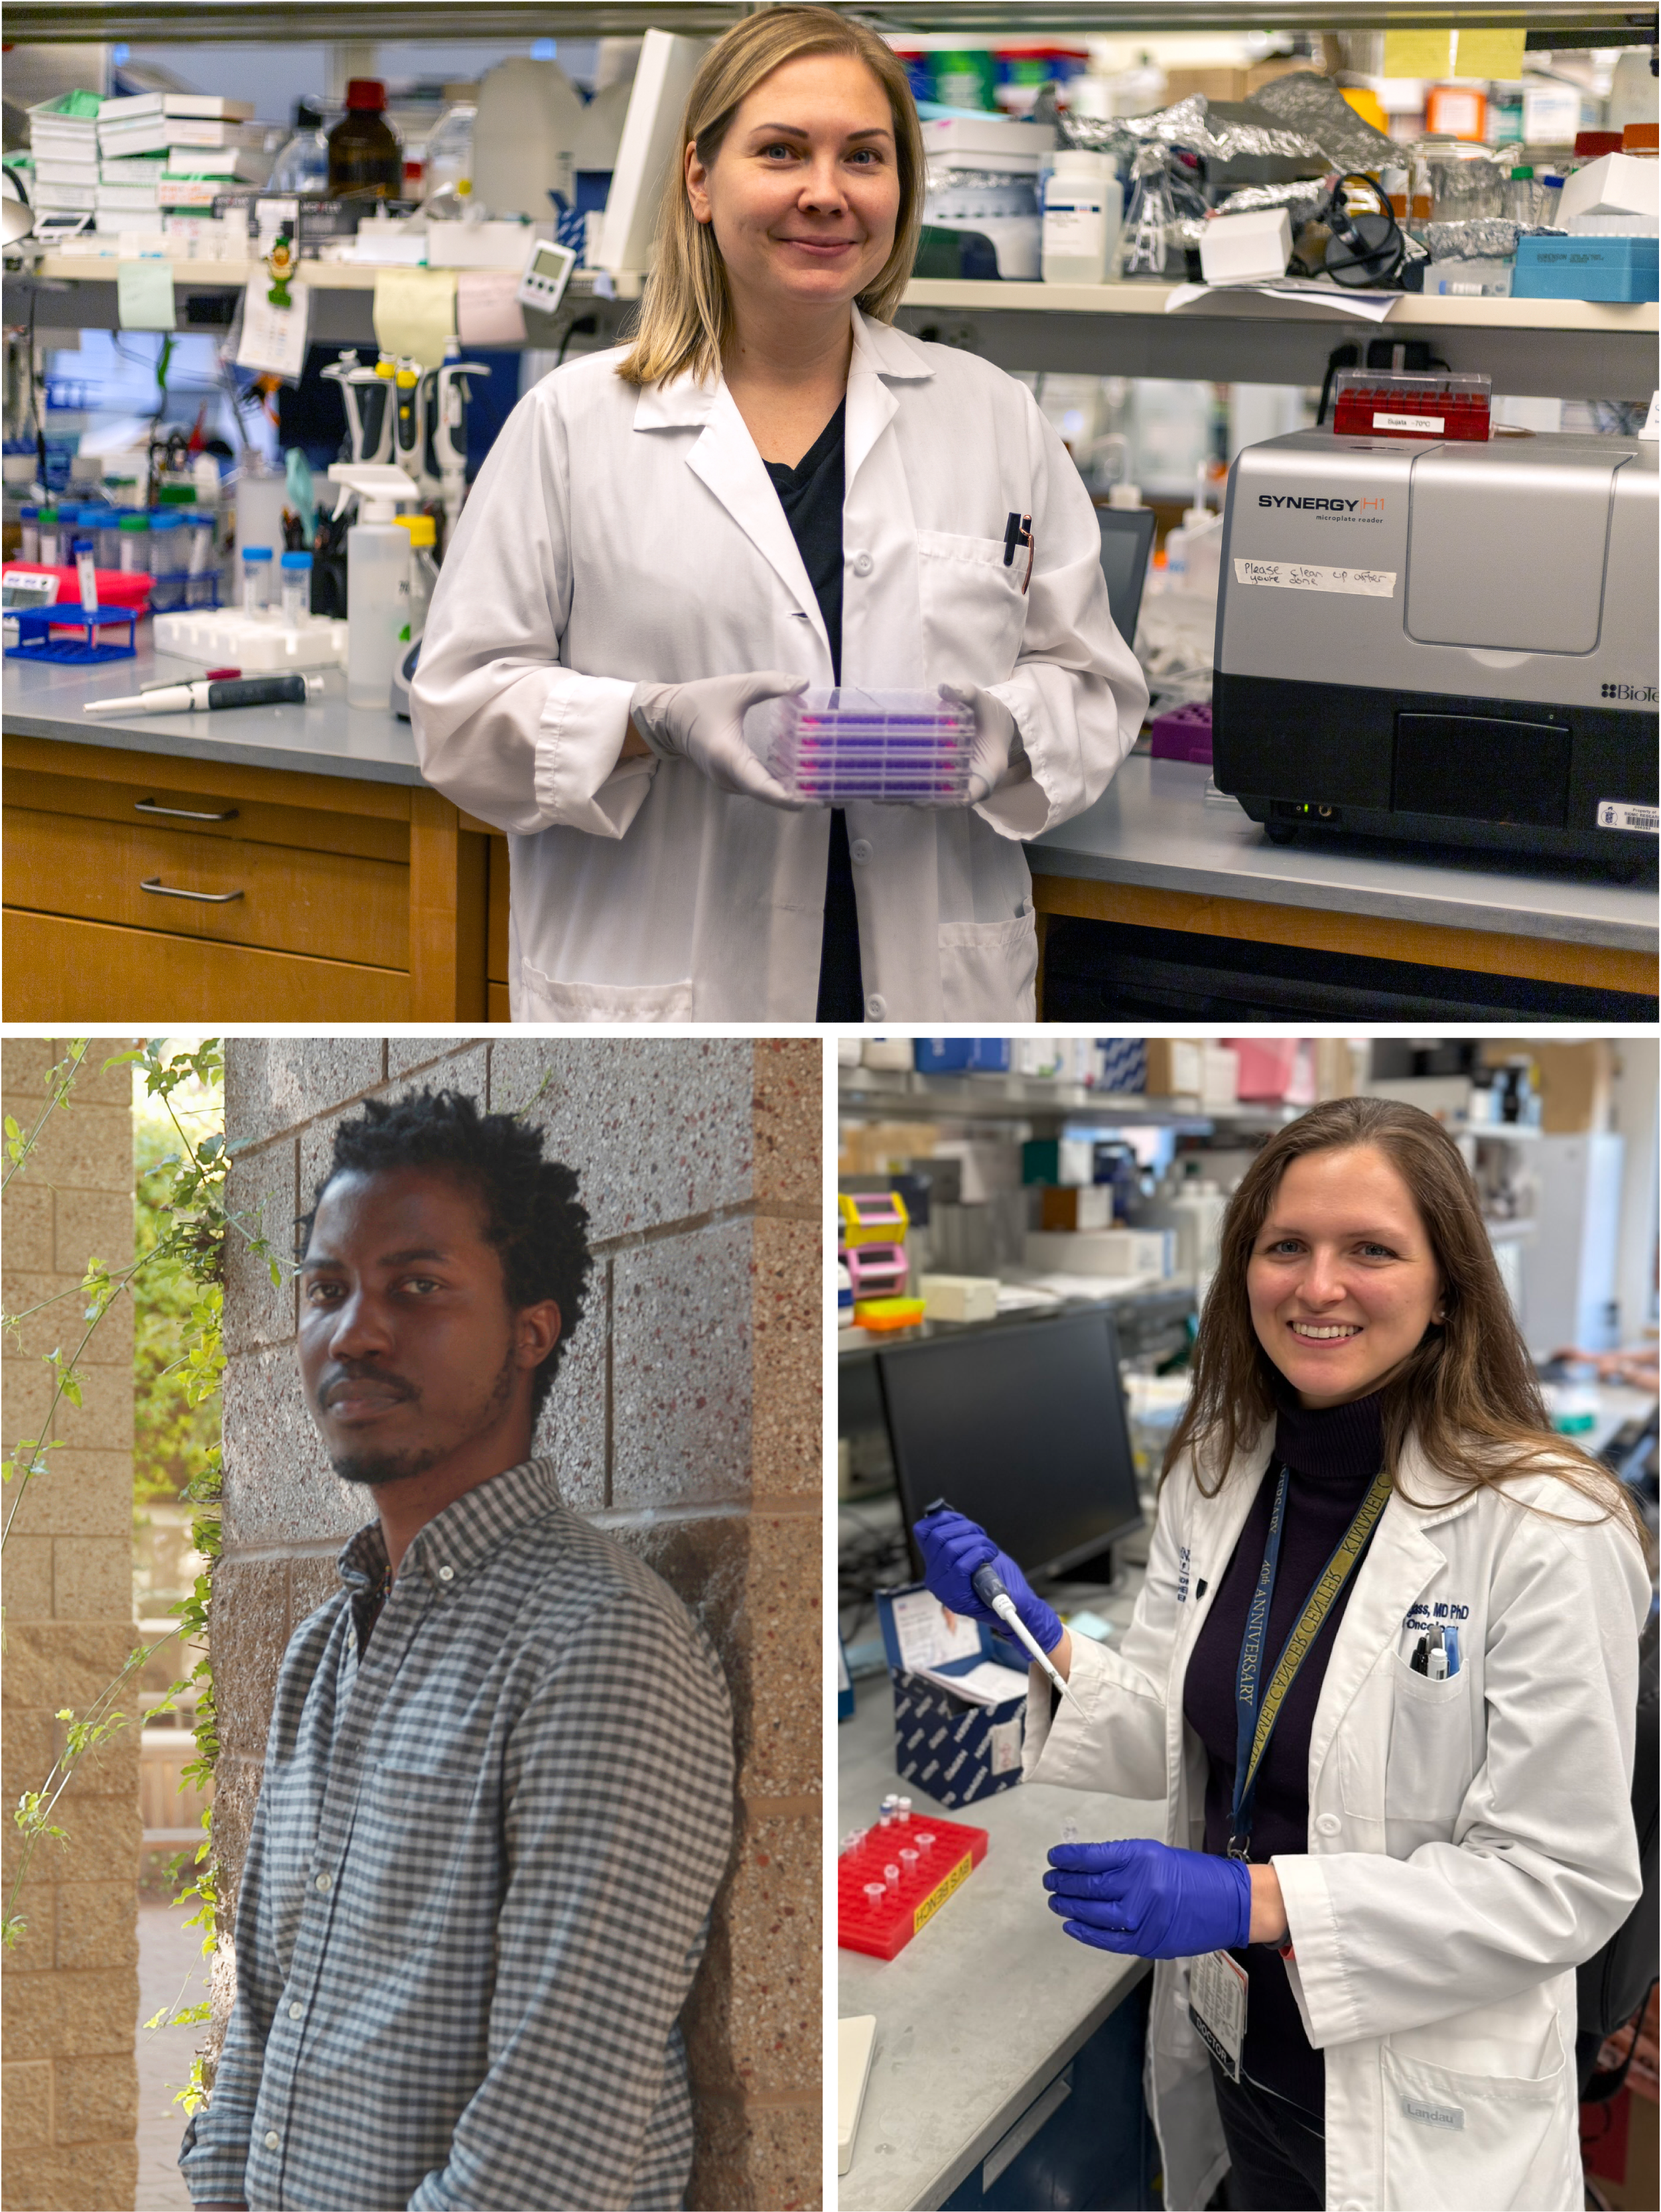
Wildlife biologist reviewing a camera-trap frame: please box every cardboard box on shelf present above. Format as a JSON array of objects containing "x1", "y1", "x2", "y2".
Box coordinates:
[
  {"x1": 1315, "y1": 1038, "x2": 1361, "y2": 1102},
  {"x1": 1040, "y1": 1185, "x2": 1116, "y2": 1232},
  {"x1": 840, "y1": 1122, "x2": 939, "y2": 1175},
  {"x1": 1145, "y1": 1040, "x2": 1240, "y2": 1108},
  {"x1": 1479, "y1": 1041, "x2": 1613, "y2": 1134}
]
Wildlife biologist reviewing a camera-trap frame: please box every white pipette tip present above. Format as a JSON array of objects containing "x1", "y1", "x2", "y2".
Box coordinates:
[{"x1": 990, "y1": 1592, "x2": 1085, "y2": 1712}]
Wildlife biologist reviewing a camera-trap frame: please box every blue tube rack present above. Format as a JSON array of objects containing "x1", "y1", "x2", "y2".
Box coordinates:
[{"x1": 9, "y1": 603, "x2": 139, "y2": 664}]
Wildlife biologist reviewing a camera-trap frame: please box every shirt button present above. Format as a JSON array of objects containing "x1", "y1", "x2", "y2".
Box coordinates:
[
  {"x1": 849, "y1": 838, "x2": 873, "y2": 865},
  {"x1": 315, "y1": 1871, "x2": 332, "y2": 1892},
  {"x1": 1316, "y1": 1812, "x2": 1341, "y2": 1836},
  {"x1": 264, "y1": 2130, "x2": 281, "y2": 2150},
  {"x1": 437, "y1": 1565, "x2": 454, "y2": 1583},
  {"x1": 850, "y1": 550, "x2": 874, "y2": 578},
  {"x1": 865, "y1": 993, "x2": 886, "y2": 1020},
  {"x1": 289, "y1": 2001, "x2": 303, "y2": 2020}
]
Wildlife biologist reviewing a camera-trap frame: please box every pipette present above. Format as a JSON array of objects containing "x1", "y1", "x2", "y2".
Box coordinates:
[
  {"x1": 921, "y1": 1495, "x2": 1085, "y2": 1712},
  {"x1": 84, "y1": 673, "x2": 325, "y2": 716},
  {"x1": 970, "y1": 1559, "x2": 1087, "y2": 1712}
]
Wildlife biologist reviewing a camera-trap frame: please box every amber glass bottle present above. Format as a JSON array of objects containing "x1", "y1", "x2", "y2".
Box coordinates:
[{"x1": 327, "y1": 79, "x2": 402, "y2": 200}]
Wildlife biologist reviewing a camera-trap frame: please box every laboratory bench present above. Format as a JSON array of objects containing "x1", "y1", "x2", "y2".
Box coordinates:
[
  {"x1": 3, "y1": 644, "x2": 511, "y2": 1020},
  {"x1": 7, "y1": 656, "x2": 1652, "y2": 1025},
  {"x1": 838, "y1": 1592, "x2": 1163, "y2": 2212},
  {"x1": 1030, "y1": 756, "x2": 1658, "y2": 1020}
]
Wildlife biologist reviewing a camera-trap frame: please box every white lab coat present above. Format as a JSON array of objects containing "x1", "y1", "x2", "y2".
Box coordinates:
[
  {"x1": 1024, "y1": 1427, "x2": 1650, "y2": 2212},
  {"x1": 411, "y1": 308, "x2": 1146, "y2": 1021}
]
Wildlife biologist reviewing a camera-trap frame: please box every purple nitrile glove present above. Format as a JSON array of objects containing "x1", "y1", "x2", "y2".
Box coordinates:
[
  {"x1": 1043, "y1": 1839, "x2": 1252, "y2": 1959},
  {"x1": 912, "y1": 1508, "x2": 1063, "y2": 1655}
]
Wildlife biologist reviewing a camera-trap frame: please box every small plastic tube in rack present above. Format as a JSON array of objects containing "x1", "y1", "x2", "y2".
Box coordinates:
[{"x1": 241, "y1": 547, "x2": 274, "y2": 614}]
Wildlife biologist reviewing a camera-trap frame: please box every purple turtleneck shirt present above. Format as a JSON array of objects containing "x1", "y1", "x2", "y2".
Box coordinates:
[{"x1": 1181, "y1": 1386, "x2": 1386, "y2": 2125}]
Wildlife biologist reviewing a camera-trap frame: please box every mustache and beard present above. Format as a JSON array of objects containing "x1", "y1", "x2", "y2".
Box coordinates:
[{"x1": 317, "y1": 1346, "x2": 517, "y2": 1487}]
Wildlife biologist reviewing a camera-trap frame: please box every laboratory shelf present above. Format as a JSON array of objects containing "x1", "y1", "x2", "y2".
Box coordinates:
[
  {"x1": 5, "y1": 255, "x2": 1652, "y2": 395},
  {"x1": 5, "y1": 0, "x2": 1653, "y2": 38},
  {"x1": 838, "y1": 1066, "x2": 1302, "y2": 1130}
]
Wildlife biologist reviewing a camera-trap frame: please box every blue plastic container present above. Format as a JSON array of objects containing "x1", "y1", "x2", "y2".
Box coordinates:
[{"x1": 1512, "y1": 235, "x2": 1658, "y2": 302}]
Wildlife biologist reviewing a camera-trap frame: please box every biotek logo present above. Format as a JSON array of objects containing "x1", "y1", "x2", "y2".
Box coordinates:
[
  {"x1": 1258, "y1": 495, "x2": 1384, "y2": 512},
  {"x1": 1601, "y1": 681, "x2": 1658, "y2": 702}
]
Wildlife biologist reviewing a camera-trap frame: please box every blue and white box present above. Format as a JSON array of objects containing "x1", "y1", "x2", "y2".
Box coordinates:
[
  {"x1": 1095, "y1": 1037, "x2": 1148, "y2": 1093},
  {"x1": 876, "y1": 1581, "x2": 1030, "y2": 1809}
]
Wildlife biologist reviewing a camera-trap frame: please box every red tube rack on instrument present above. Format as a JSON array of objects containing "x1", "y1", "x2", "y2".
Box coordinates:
[{"x1": 838, "y1": 1813, "x2": 989, "y2": 1961}]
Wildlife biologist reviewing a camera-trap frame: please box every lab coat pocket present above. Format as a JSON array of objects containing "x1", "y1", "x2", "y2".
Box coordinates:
[
  {"x1": 938, "y1": 907, "x2": 1038, "y2": 1021},
  {"x1": 916, "y1": 529, "x2": 1027, "y2": 686},
  {"x1": 516, "y1": 958, "x2": 696, "y2": 1023},
  {"x1": 1384, "y1": 1652, "x2": 1473, "y2": 1820},
  {"x1": 1380, "y1": 2015, "x2": 1572, "y2": 2212},
  {"x1": 343, "y1": 1762, "x2": 480, "y2": 1955}
]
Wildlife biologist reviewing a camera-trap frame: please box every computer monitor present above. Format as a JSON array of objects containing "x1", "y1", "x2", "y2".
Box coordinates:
[
  {"x1": 876, "y1": 1309, "x2": 1144, "y2": 1585},
  {"x1": 1097, "y1": 505, "x2": 1156, "y2": 647}
]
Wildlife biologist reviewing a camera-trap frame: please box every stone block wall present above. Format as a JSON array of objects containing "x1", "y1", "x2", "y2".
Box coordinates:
[
  {"x1": 1, "y1": 1040, "x2": 141, "y2": 2212},
  {"x1": 214, "y1": 1038, "x2": 823, "y2": 2210}
]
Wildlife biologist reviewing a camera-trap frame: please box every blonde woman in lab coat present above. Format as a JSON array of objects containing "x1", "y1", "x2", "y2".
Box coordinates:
[
  {"x1": 411, "y1": 5, "x2": 1145, "y2": 1021},
  {"x1": 916, "y1": 1097, "x2": 1650, "y2": 2212}
]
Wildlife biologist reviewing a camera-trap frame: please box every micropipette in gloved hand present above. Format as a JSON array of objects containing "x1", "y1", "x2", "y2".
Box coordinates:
[{"x1": 970, "y1": 1557, "x2": 1087, "y2": 1713}]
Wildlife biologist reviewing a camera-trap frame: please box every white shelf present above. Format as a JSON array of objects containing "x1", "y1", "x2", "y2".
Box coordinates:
[
  {"x1": 838, "y1": 1066, "x2": 1299, "y2": 1126},
  {"x1": 903, "y1": 277, "x2": 1658, "y2": 338},
  {"x1": 19, "y1": 257, "x2": 1653, "y2": 338}
]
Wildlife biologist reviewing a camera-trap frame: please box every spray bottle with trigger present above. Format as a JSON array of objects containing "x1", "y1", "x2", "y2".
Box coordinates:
[
  {"x1": 432, "y1": 341, "x2": 491, "y2": 543},
  {"x1": 921, "y1": 1496, "x2": 1085, "y2": 1711}
]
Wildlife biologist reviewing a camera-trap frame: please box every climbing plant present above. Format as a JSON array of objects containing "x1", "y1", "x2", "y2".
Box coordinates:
[{"x1": 3, "y1": 1035, "x2": 277, "y2": 2075}]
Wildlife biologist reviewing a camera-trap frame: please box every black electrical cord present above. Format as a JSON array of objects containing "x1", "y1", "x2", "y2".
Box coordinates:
[{"x1": 1323, "y1": 172, "x2": 1407, "y2": 288}]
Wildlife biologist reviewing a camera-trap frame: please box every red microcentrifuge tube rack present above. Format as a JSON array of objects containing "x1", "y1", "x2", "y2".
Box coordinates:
[{"x1": 838, "y1": 1811, "x2": 989, "y2": 1961}]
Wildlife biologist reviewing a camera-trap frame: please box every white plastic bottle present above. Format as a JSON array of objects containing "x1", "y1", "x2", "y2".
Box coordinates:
[
  {"x1": 347, "y1": 489, "x2": 412, "y2": 709},
  {"x1": 1042, "y1": 150, "x2": 1120, "y2": 285}
]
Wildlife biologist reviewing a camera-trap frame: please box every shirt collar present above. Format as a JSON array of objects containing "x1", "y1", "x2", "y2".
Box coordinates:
[
  {"x1": 633, "y1": 301, "x2": 935, "y2": 432},
  {"x1": 336, "y1": 1455, "x2": 568, "y2": 1598}
]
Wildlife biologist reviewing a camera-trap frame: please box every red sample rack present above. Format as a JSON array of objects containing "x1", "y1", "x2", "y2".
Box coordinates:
[
  {"x1": 838, "y1": 1813, "x2": 989, "y2": 1961},
  {"x1": 1331, "y1": 369, "x2": 1491, "y2": 442}
]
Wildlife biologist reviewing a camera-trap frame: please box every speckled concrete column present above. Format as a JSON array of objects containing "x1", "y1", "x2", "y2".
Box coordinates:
[
  {"x1": 214, "y1": 1037, "x2": 823, "y2": 2211},
  {"x1": 1, "y1": 1040, "x2": 141, "y2": 2212}
]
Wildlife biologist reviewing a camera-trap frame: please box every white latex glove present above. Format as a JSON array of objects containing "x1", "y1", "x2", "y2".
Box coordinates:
[
  {"x1": 938, "y1": 683, "x2": 1026, "y2": 806},
  {"x1": 630, "y1": 670, "x2": 809, "y2": 808}
]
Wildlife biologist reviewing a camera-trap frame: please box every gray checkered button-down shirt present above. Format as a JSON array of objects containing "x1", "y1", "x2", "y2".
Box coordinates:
[{"x1": 179, "y1": 1457, "x2": 734, "y2": 2211}]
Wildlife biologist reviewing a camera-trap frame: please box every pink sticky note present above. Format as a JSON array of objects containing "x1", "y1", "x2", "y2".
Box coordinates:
[{"x1": 456, "y1": 271, "x2": 527, "y2": 348}]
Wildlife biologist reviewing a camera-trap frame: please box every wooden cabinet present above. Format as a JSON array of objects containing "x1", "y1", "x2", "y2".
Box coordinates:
[{"x1": 3, "y1": 736, "x2": 496, "y2": 1021}]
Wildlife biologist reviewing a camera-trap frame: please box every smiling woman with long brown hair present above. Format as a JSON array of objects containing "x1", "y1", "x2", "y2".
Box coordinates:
[{"x1": 916, "y1": 1096, "x2": 1650, "y2": 2212}]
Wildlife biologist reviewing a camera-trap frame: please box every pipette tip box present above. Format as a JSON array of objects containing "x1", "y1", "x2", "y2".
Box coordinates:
[
  {"x1": 747, "y1": 688, "x2": 976, "y2": 805},
  {"x1": 838, "y1": 1812, "x2": 989, "y2": 1960}
]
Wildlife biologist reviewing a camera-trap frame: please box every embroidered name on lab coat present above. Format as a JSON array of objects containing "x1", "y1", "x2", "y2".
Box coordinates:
[
  {"x1": 1176, "y1": 1547, "x2": 1193, "y2": 1603},
  {"x1": 1402, "y1": 2097, "x2": 1465, "y2": 2130},
  {"x1": 1402, "y1": 1600, "x2": 1470, "y2": 1628}
]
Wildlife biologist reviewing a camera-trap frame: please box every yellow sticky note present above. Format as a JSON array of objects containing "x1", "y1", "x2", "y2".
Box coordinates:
[
  {"x1": 1382, "y1": 29, "x2": 1455, "y2": 79},
  {"x1": 371, "y1": 267, "x2": 456, "y2": 370},
  {"x1": 1452, "y1": 28, "x2": 1527, "y2": 81},
  {"x1": 116, "y1": 257, "x2": 176, "y2": 331}
]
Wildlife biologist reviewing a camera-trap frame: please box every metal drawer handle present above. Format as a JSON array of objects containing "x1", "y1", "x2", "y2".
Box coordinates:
[
  {"x1": 135, "y1": 797, "x2": 239, "y2": 822},
  {"x1": 140, "y1": 876, "x2": 245, "y2": 905}
]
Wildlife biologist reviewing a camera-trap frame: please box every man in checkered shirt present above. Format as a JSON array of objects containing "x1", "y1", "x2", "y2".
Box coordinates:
[{"x1": 180, "y1": 1090, "x2": 734, "y2": 2211}]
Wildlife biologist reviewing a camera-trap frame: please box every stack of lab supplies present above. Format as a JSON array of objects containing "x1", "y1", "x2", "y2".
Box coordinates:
[{"x1": 27, "y1": 94, "x2": 103, "y2": 222}]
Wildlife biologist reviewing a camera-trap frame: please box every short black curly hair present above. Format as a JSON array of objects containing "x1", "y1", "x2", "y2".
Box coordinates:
[{"x1": 302, "y1": 1088, "x2": 591, "y2": 1417}]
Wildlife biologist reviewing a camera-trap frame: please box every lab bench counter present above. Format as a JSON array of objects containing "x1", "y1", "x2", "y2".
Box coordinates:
[
  {"x1": 838, "y1": 1607, "x2": 1161, "y2": 2212},
  {"x1": 1031, "y1": 757, "x2": 1658, "y2": 1007},
  {"x1": 3, "y1": 646, "x2": 512, "y2": 1021}
]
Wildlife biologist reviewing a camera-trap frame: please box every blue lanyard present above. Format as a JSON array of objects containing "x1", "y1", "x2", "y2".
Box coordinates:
[{"x1": 1230, "y1": 1461, "x2": 1392, "y2": 1860}]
